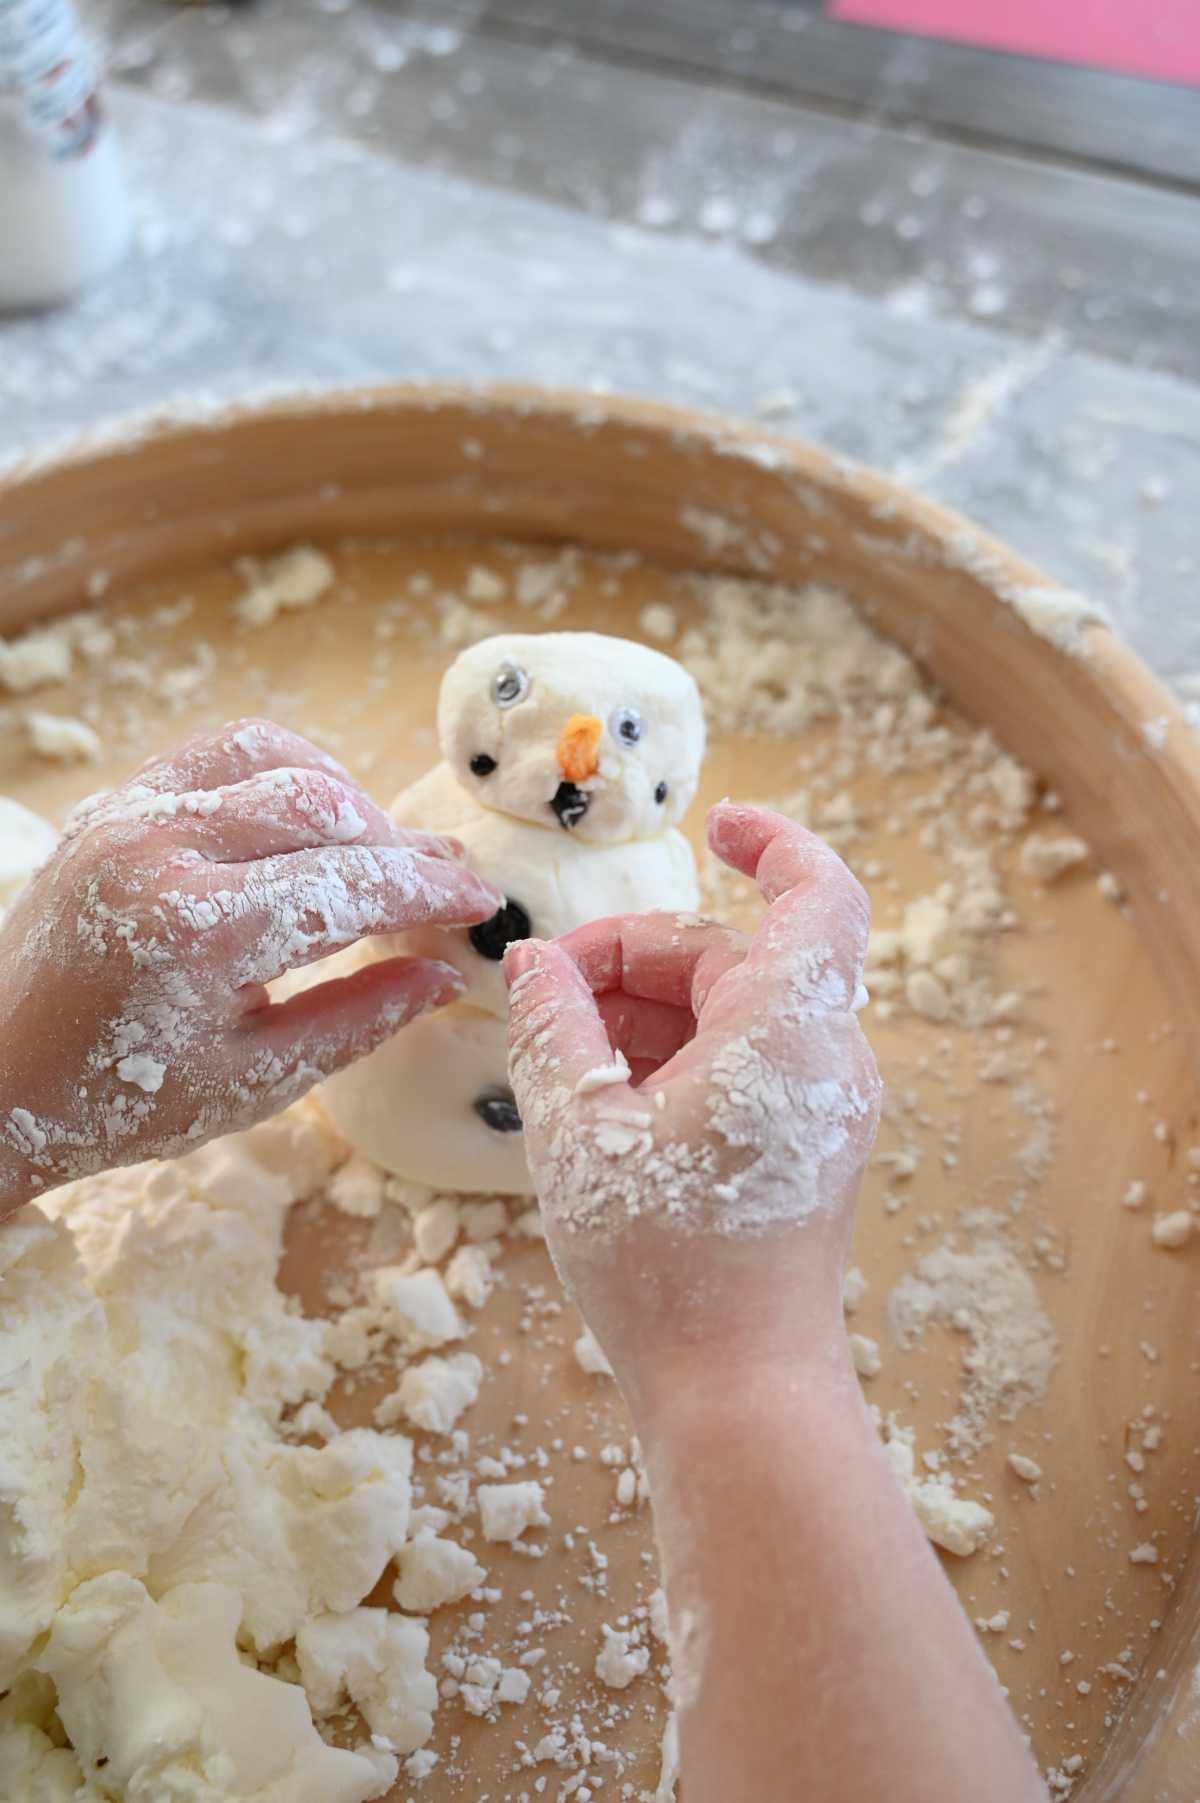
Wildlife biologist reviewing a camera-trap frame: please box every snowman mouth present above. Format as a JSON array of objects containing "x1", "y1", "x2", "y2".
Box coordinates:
[{"x1": 550, "y1": 781, "x2": 591, "y2": 829}]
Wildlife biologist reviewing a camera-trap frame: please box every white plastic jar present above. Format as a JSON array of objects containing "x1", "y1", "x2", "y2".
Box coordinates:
[{"x1": 0, "y1": 0, "x2": 131, "y2": 310}]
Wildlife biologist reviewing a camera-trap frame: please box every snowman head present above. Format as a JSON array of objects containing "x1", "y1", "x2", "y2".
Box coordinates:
[{"x1": 438, "y1": 631, "x2": 706, "y2": 843}]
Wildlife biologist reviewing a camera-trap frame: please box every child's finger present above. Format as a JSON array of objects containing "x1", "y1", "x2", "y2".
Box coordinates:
[
  {"x1": 707, "y1": 800, "x2": 863, "y2": 908},
  {"x1": 558, "y1": 913, "x2": 750, "y2": 1010},
  {"x1": 707, "y1": 801, "x2": 870, "y2": 1015},
  {"x1": 222, "y1": 845, "x2": 502, "y2": 986},
  {"x1": 132, "y1": 717, "x2": 352, "y2": 797},
  {"x1": 165, "y1": 768, "x2": 443, "y2": 863},
  {"x1": 246, "y1": 955, "x2": 465, "y2": 1077},
  {"x1": 505, "y1": 940, "x2": 634, "y2": 1122},
  {"x1": 108, "y1": 767, "x2": 396, "y2": 859}
]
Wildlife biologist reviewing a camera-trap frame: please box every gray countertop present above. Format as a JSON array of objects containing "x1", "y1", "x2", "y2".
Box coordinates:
[{"x1": 4, "y1": 0, "x2": 1199, "y2": 703}]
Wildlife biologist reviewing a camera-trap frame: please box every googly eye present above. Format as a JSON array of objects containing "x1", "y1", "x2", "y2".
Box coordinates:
[
  {"x1": 610, "y1": 706, "x2": 643, "y2": 747},
  {"x1": 492, "y1": 664, "x2": 530, "y2": 708}
]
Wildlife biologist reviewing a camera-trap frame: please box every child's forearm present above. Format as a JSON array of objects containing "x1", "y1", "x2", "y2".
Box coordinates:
[{"x1": 636, "y1": 1335, "x2": 1045, "y2": 1803}]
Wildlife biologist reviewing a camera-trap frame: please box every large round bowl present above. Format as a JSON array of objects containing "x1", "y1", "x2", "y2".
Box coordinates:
[{"x1": 2, "y1": 388, "x2": 1198, "y2": 1800}]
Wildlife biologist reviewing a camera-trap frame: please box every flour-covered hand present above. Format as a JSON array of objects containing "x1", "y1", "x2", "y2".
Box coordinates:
[
  {"x1": 503, "y1": 802, "x2": 881, "y2": 1386},
  {"x1": 0, "y1": 719, "x2": 502, "y2": 1212}
]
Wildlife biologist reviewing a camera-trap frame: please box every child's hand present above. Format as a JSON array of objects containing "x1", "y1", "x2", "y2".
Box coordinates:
[
  {"x1": 0, "y1": 720, "x2": 502, "y2": 1209},
  {"x1": 504, "y1": 801, "x2": 880, "y2": 1403},
  {"x1": 506, "y1": 806, "x2": 1044, "y2": 1803}
]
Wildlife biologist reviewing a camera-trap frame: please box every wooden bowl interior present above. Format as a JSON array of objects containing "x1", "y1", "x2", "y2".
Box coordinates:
[{"x1": 3, "y1": 388, "x2": 1198, "y2": 1799}]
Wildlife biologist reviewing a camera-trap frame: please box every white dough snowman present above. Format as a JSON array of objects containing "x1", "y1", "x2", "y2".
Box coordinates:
[{"x1": 320, "y1": 631, "x2": 706, "y2": 1194}]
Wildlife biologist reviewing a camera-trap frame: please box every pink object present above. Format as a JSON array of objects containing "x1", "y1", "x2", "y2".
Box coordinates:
[{"x1": 828, "y1": 0, "x2": 1200, "y2": 89}]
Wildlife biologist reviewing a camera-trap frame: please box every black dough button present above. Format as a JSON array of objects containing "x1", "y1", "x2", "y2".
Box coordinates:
[
  {"x1": 468, "y1": 896, "x2": 532, "y2": 961},
  {"x1": 470, "y1": 753, "x2": 497, "y2": 776},
  {"x1": 474, "y1": 1088, "x2": 523, "y2": 1133}
]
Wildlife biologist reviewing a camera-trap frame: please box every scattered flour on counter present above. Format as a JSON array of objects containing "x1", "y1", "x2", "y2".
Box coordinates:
[
  {"x1": 232, "y1": 546, "x2": 335, "y2": 628},
  {"x1": 888, "y1": 1216, "x2": 1057, "y2": 1454}
]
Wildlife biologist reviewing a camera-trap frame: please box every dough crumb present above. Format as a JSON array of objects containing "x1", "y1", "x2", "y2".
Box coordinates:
[
  {"x1": 574, "y1": 1328, "x2": 614, "y2": 1377},
  {"x1": 841, "y1": 1265, "x2": 868, "y2": 1313},
  {"x1": 850, "y1": 1333, "x2": 882, "y2": 1378},
  {"x1": 1150, "y1": 1210, "x2": 1193, "y2": 1249},
  {"x1": 465, "y1": 565, "x2": 506, "y2": 603},
  {"x1": 393, "y1": 1533, "x2": 486, "y2": 1612},
  {"x1": 295, "y1": 1607, "x2": 436, "y2": 1754},
  {"x1": 0, "y1": 622, "x2": 74, "y2": 692},
  {"x1": 1007, "y1": 1453, "x2": 1042, "y2": 1483},
  {"x1": 413, "y1": 1196, "x2": 462, "y2": 1263},
  {"x1": 1129, "y1": 1542, "x2": 1159, "y2": 1565},
  {"x1": 883, "y1": 1423, "x2": 993, "y2": 1556},
  {"x1": 328, "y1": 1153, "x2": 388, "y2": 1218},
  {"x1": 379, "y1": 1351, "x2": 483, "y2": 1435},
  {"x1": 25, "y1": 710, "x2": 101, "y2": 762},
  {"x1": 371, "y1": 1266, "x2": 464, "y2": 1346},
  {"x1": 444, "y1": 1243, "x2": 495, "y2": 1309},
  {"x1": 233, "y1": 545, "x2": 334, "y2": 627},
  {"x1": 595, "y1": 1624, "x2": 650, "y2": 1690},
  {"x1": 1019, "y1": 832, "x2": 1090, "y2": 883},
  {"x1": 573, "y1": 1052, "x2": 632, "y2": 1096},
  {"x1": 639, "y1": 601, "x2": 678, "y2": 643}
]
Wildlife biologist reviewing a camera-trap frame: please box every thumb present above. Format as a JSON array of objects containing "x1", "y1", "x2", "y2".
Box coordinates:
[{"x1": 504, "y1": 940, "x2": 630, "y2": 1137}]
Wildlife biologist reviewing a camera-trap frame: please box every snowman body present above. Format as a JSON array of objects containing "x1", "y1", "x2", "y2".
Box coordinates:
[{"x1": 320, "y1": 632, "x2": 705, "y2": 1195}]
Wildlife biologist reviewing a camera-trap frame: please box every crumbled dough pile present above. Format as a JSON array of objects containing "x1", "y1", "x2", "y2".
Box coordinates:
[{"x1": 0, "y1": 1108, "x2": 415, "y2": 1799}]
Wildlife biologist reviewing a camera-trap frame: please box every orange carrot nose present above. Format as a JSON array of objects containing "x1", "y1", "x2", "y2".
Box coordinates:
[{"x1": 557, "y1": 713, "x2": 603, "y2": 783}]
